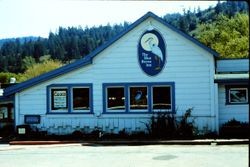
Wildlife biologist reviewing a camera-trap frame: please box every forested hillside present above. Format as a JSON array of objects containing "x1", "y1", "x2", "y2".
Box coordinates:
[{"x1": 0, "y1": 1, "x2": 248, "y2": 83}]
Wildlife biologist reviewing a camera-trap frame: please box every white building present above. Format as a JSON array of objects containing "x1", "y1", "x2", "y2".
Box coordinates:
[{"x1": 1, "y1": 12, "x2": 249, "y2": 135}]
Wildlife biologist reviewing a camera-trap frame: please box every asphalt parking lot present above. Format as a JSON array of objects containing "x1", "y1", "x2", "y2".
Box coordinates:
[{"x1": 0, "y1": 144, "x2": 248, "y2": 167}]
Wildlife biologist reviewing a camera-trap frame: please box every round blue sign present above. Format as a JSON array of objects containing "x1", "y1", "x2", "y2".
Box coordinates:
[{"x1": 138, "y1": 30, "x2": 166, "y2": 76}]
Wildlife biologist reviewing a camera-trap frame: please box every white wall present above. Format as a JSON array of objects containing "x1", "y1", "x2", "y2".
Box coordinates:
[
  {"x1": 15, "y1": 17, "x2": 216, "y2": 134},
  {"x1": 218, "y1": 85, "x2": 249, "y2": 126}
]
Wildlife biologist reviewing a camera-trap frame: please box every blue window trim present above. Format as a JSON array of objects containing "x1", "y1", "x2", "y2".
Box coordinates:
[
  {"x1": 225, "y1": 85, "x2": 249, "y2": 105},
  {"x1": 103, "y1": 82, "x2": 175, "y2": 114},
  {"x1": 102, "y1": 83, "x2": 127, "y2": 113},
  {"x1": 46, "y1": 83, "x2": 93, "y2": 114}
]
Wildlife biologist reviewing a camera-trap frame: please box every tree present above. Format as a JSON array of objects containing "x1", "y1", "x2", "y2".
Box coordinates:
[
  {"x1": 0, "y1": 72, "x2": 19, "y2": 84},
  {"x1": 18, "y1": 59, "x2": 63, "y2": 82},
  {"x1": 191, "y1": 13, "x2": 249, "y2": 59},
  {"x1": 21, "y1": 56, "x2": 36, "y2": 71},
  {"x1": 33, "y1": 38, "x2": 46, "y2": 62}
]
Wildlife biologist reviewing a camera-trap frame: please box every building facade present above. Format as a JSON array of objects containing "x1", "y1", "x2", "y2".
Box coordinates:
[{"x1": 1, "y1": 12, "x2": 249, "y2": 135}]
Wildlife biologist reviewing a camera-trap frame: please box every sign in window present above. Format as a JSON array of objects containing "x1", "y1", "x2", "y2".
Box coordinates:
[
  {"x1": 229, "y1": 88, "x2": 248, "y2": 104},
  {"x1": 129, "y1": 87, "x2": 148, "y2": 110},
  {"x1": 51, "y1": 89, "x2": 68, "y2": 110}
]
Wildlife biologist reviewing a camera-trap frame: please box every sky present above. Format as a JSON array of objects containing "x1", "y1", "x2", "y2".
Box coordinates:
[{"x1": 0, "y1": 0, "x2": 218, "y2": 39}]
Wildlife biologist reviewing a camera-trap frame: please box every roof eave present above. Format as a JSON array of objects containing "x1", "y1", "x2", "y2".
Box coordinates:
[{"x1": 214, "y1": 79, "x2": 249, "y2": 84}]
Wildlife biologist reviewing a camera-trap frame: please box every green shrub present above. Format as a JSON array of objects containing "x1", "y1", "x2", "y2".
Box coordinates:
[
  {"x1": 220, "y1": 118, "x2": 249, "y2": 138},
  {"x1": 144, "y1": 108, "x2": 195, "y2": 139},
  {"x1": 177, "y1": 108, "x2": 195, "y2": 138},
  {"x1": 146, "y1": 112, "x2": 177, "y2": 139},
  {"x1": 0, "y1": 72, "x2": 19, "y2": 84}
]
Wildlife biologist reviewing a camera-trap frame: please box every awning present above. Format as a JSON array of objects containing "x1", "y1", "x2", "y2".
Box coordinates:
[{"x1": 214, "y1": 73, "x2": 249, "y2": 84}]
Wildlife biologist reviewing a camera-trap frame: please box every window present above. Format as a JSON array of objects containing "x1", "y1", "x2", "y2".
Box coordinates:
[
  {"x1": 107, "y1": 87, "x2": 125, "y2": 110},
  {"x1": 0, "y1": 105, "x2": 13, "y2": 121},
  {"x1": 0, "y1": 107, "x2": 8, "y2": 120},
  {"x1": 129, "y1": 86, "x2": 148, "y2": 110},
  {"x1": 103, "y1": 82, "x2": 175, "y2": 113},
  {"x1": 47, "y1": 84, "x2": 92, "y2": 114},
  {"x1": 73, "y1": 88, "x2": 90, "y2": 110},
  {"x1": 152, "y1": 86, "x2": 171, "y2": 111},
  {"x1": 226, "y1": 85, "x2": 248, "y2": 105},
  {"x1": 51, "y1": 88, "x2": 68, "y2": 111}
]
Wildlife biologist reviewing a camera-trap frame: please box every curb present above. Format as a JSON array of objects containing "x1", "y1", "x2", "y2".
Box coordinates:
[
  {"x1": 9, "y1": 139, "x2": 249, "y2": 146},
  {"x1": 9, "y1": 141, "x2": 80, "y2": 145}
]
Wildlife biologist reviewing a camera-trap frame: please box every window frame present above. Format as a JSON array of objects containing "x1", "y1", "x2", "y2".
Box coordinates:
[
  {"x1": 47, "y1": 84, "x2": 93, "y2": 114},
  {"x1": 226, "y1": 85, "x2": 248, "y2": 105},
  {"x1": 152, "y1": 85, "x2": 172, "y2": 112},
  {"x1": 129, "y1": 86, "x2": 149, "y2": 112},
  {"x1": 104, "y1": 85, "x2": 126, "y2": 113},
  {"x1": 71, "y1": 87, "x2": 91, "y2": 113},
  {"x1": 103, "y1": 82, "x2": 175, "y2": 114},
  {"x1": 51, "y1": 88, "x2": 69, "y2": 112}
]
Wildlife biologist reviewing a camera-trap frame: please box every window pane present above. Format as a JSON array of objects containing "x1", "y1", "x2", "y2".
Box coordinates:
[
  {"x1": 0, "y1": 107, "x2": 8, "y2": 119},
  {"x1": 153, "y1": 86, "x2": 171, "y2": 110},
  {"x1": 107, "y1": 87, "x2": 125, "y2": 110},
  {"x1": 229, "y1": 88, "x2": 247, "y2": 103},
  {"x1": 73, "y1": 88, "x2": 90, "y2": 110},
  {"x1": 130, "y1": 87, "x2": 148, "y2": 110},
  {"x1": 51, "y1": 89, "x2": 68, "y2": 110}
]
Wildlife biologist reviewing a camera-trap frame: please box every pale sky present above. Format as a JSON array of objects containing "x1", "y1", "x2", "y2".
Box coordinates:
[{"x1": 0, "y1": 0, "x2": 218, "y2": 39}]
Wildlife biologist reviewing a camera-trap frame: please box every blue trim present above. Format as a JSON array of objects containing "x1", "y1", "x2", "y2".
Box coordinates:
[
  {"x1": 68, "y1": 87, "x2": 72, "y2": 113},
  {"x1": 4, "y1": 11, "x2": 218, "y2": 97},
  {"x1": 103, "y1": 83, "x2": 126, "y2": 113},
  {"x1": 225, "y1": 85, "x2": 249, "y2": 105},
  {"x1": 215, "y1": 79, "x2": 249, "y2": 84},
  {"x1": 103, "y1": 82, "x2": 175, "y2": 114},
  {"x1": 125, "y1": 86, "x2": 129, "y2": 113},
  {"x1": 13, "y1": 95, "x2": 16, "y2": 131},
  {"x1": 172, "y1": 83, "x2": 176, "y2": 113},
  {"x1": 46, "y1": 83, "x2": 93, "y2": 114},
  {"x1": 0, "y1": 96, "x2": 14, "y2": 103},
  {"x1": 148, "y1": 85, "x2": 152, "y2": 113}
]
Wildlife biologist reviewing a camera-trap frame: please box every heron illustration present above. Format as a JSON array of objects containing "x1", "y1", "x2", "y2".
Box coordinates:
[
  {"x1": 135, "y1": 91, "x2": 142, "y2": 102},
  {"x1": 145, "y1": 37, "x2": 163, "y2": 70}
]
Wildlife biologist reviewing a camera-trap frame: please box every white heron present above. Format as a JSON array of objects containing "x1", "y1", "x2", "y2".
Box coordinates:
[{"x1": 145, "y1": 37, "x2": 163, "y2": 70}]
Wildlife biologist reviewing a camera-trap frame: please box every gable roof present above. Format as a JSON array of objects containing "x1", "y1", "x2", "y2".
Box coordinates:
[{"x1": 3, "y1": 11, "x2": 219, "y2": 96}]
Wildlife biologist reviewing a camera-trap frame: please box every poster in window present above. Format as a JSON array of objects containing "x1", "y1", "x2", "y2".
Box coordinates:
[{"x1": 53, "y1": 90, "x2": 67, "y2": 109}]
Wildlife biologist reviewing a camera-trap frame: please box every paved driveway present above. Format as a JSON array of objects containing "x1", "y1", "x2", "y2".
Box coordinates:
[{"x1": 0, "y1": 144, "x2": 248, "y2": 167}]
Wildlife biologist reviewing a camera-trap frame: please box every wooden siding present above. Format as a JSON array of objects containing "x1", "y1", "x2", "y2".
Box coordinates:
[
  {"x1": 218, "y1": 85, "x2": 249, "y2": 126},
  {"x1": 15, "y1": 17, "x2": 216, "y2": 134}
]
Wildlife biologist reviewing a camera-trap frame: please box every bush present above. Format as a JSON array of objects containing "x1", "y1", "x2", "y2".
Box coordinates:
[
  {"x1": 18, "y1": 59, "x2": 63, "y2": 82},
  {"x1": 220, "y1": 118, "x2": 249, "y2": 138},
  {"x1": 145, "y1": 108, "x2": 195, "y2": 139},
  {"x1": 0, "y1": 125, "x2": 15, "y2": 137},
  {"x1": 177, "y1": 108, "x2": 195, "y2": 138},
  {"x1": 145, "y1": 112, "x2": 177, "y2": 139},
  {"x1": 0, "y1": 72, "x2": 19, "y2": 84}
]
